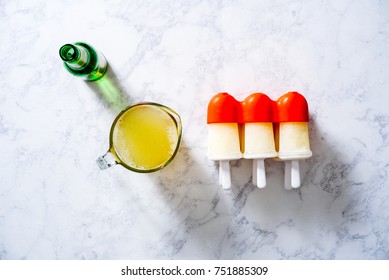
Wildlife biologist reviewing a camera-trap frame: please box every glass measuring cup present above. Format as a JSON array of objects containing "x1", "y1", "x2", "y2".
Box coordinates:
[{"x1": 97, "y1": 102, "x2": 182, "y2": 172}]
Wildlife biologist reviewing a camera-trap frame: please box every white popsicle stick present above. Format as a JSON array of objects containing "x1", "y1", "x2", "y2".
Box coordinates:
[
  {"x1": 254, "y1": 159, "x2": 266, "y2": 188},
  {"x1": 291, "y1": 160, "x2": 301, "y2": 188},
  {"x1": 284, "y1": 161, "x2": 292, "y2": 190},
  {"x1": 219, "y1": 160, "x2": 231, "y2": 189}
]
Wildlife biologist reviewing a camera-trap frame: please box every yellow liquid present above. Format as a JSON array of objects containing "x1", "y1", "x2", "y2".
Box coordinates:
[{"x1": 112, "y1": 104, "x2": 179, "y2": 171}]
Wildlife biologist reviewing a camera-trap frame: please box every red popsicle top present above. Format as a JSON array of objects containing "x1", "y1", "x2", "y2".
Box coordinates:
[
  {"x1": 276, "y1": 91, "x2": 309, "y2": 122},
  {"x1": 241, "y1": 93, "x2": 274, "y2": 122},
  {"x1": 207, "y1": 92, "x2": 241, "y2": 123}
]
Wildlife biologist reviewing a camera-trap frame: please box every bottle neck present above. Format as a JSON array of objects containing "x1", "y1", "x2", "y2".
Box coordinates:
[{"x1": 59, "y1": 44, "x2": 90, "y2": 71}]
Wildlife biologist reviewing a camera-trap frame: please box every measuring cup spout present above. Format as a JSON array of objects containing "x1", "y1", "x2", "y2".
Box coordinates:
[{"x1": 97, "y1": 151, "x2": 118, "y2": 170}]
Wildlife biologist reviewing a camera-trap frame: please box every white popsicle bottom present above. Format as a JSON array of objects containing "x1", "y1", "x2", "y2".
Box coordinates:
[
  {"x1": 208, "y1": 123, "x2": 241, "y2": 161},
  {"x1": 277, "y1": 122, "x2": 311, "y2": 190},
  {"x1": 243, "y1": 123, "x2": 276, "y2": 157},
  {"x1": 243, "y1": 122, "x2": 277, "y2": 189},
  {"x1": 208, "y1": 123, "x2": 241, "y2": 189},
  {"x1": 277, "y1": 122, "x2": 312, "y2": 160},
  {"x1": 208, "y1": 122, "x2": 312, "y2": 190}
]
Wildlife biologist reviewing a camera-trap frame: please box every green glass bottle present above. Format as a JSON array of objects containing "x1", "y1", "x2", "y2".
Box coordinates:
[{"x1": 59, "y1": 42, "x2": 108, "y2": 81}]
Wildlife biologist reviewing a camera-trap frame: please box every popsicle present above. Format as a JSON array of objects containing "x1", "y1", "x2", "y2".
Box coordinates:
[
  {"x1": 241, "y1": 93, "x2": 277, "y2": 188},
  {"x1": 275, "y1": 92, "x2": 312, "y2": 190},
  {"x1": 207, "y1": 92, "x2": 242, "y2": 189}
]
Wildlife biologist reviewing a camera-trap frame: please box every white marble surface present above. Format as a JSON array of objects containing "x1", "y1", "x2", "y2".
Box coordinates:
[{"x1": 1, "y1": 0, "x2": 389, "y2": 260}]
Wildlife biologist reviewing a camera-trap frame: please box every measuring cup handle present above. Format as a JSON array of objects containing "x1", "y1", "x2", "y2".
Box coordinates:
[{"x1": 97, "y1": 151, "x2": 118, "y2": 170}]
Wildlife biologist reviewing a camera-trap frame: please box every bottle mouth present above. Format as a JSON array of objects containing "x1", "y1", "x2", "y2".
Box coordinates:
[{"x1": 59, "y1": 44, "x2": 78, "y2": 62}]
